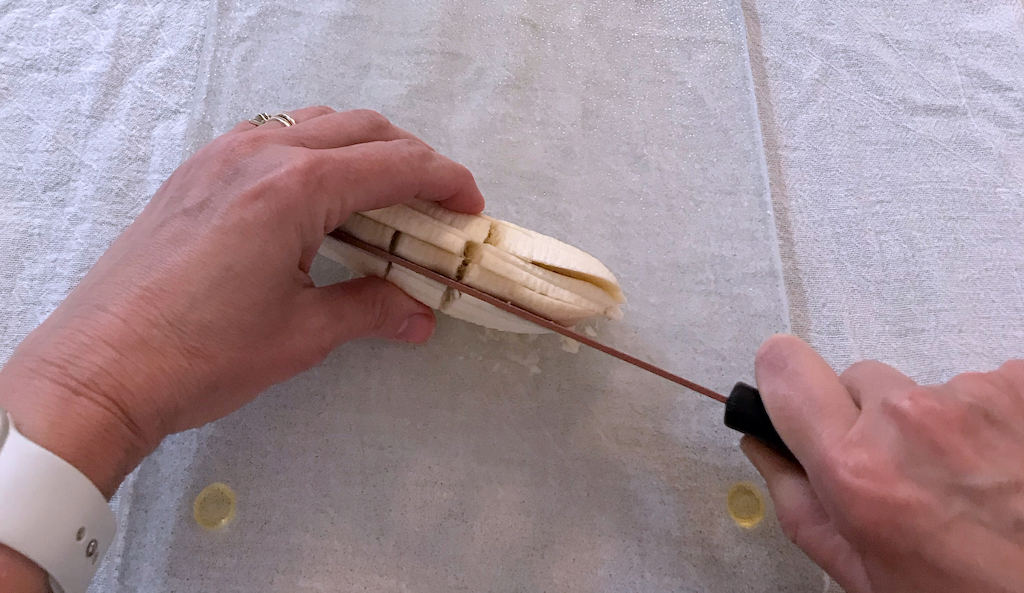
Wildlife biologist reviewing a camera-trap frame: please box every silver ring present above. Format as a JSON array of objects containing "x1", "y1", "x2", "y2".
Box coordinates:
[
  {"x1": 248, "y1": 112, "x2": 272, "y2": 126},
  {"x1": 268, "y1": 113, "x2": 296, "y2": 127}
]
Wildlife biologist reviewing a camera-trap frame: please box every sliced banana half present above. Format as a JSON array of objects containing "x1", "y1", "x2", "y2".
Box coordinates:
[
  {"x1": 361, "y1": 205, "x2": 470, "y2": 255},
  {"x1": 339, "y1": 214, "x2": 395, "y2": 250},
  {"x1": 486, "y1": 219, "x2": 626, "y2": 304},
  {"x1": 317, "y1": 203, "x2": 625, "y2": 334}
]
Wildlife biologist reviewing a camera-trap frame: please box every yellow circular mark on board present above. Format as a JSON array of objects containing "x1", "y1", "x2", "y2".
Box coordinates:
[
  {"x1": 194, "y1": 482, "x2": 236, "y2": 530},
  {"x1": 727, "y1": 482, "x2": 766, "y2": 528}
]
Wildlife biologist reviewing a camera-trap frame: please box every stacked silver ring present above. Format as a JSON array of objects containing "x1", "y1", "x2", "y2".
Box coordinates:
[
  {"x1": 248, "y1": 112, "x2": 296, "y2": 127},
  {"x1": 248, "y1": 113, "x2": 272, "y2": 126},
  {"x1": 267, "y1": 113, "x2": 296, "y2": 127}
]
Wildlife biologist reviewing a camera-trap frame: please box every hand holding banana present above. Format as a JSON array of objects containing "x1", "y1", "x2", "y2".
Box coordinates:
[
  {"x1": 0, "y1": 107, "x2": 1021, "y2": 593},
  {"x1": 0, "y1": 106, "x2": 483, "y2": 500}
]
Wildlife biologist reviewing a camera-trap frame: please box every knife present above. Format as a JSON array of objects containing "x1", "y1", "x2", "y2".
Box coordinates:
[{"x1": 330, "y1": 230, "x2": 795, "y2": 460}]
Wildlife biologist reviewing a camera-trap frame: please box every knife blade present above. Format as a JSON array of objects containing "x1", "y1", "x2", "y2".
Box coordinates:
[{"x1": 329, "y1": 229, "x2": 794, "y2": 460}]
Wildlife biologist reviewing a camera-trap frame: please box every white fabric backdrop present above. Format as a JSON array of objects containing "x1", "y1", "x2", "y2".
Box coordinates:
[{"x1": 744, "y1": 0, "x2": 1024, "y2": 382}]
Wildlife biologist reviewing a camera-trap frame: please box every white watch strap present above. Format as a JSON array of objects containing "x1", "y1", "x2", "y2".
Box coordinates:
[{"x1": 0, "y1": 414, "x2": 116, "y2": 593}]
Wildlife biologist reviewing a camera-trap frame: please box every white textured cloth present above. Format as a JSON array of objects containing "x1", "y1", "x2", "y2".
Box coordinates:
[
  {"x1": 0, "y1": 0, "x2": 207, "y2": 352},
  {"x1": 1, "y1": 0, "x2": 1021, "y2": 592},
  {"x1": 744, "y1": 0, "x2": 1024, "y2": 382}
]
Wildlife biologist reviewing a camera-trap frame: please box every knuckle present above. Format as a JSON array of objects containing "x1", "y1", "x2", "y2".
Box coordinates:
[
  {"x1": 945, "y1": 371, "x2": 990, "y2": 394},
  {"x1": 881, "y1": 385, "x2": 936, "y2": 424},
  {"x1": 822, "y1": 451, "x2": 895, "y2": 533},
  {"x1": 369, "y1": 285, "x2": 398, "y2": 334},
  {"x1": 946, "y1": 369, "x2": 1021, "y2": 425},
  {"x1": 309, "y1": 105, "x2": 335, "y2": 117},
  {"x1": 879, "y1": 384, "x2": 974, "y2": 450},
  {"x1": 278, "y1": 155, "x2": 323, "y2": 204},
  {"x1": 820, "y1": 446, "x2": 861, "y2": 491},
  {"x1": 451, "y1": 162, "x2": 476, "y2": 186},
  {"x1": 305, "y1": 321, "x2": 337, "y2": 362},
  {"x1": 776, "y1": 510, "x2": 804, "y2": 546},
  {"x1": 318, "y1": 324, "x2": 340, "y2": 359},
  {"x1": 392, "y1": 137, "x2": 433, "y2": 164},
  {"x1": 215, "y1": 130, "x2": 262, "y2": 158},
  {"x1": 998, "y1": 359, "x2": 1024, "y2": 379},
  {"x1": 995, "y1": 362, "x2": 1024, "y2": 410},
  {"x1": 348, "y1": 109, "x2": 391, "y2": 133},
  {"x1": 264, "y1": 149, "x2": 316, "y2": 183},
  {"x1": 839, "y1": 359, "x2": 886, "y2": 382},
  {"x1": 289, "y1": 150, "x2": 323, "y2": 178},
  {"x1": 236, "y1": 152, "x2": 318, "y2": 214},
  {"x1": 946, "y1": 370, "x2": 1020, "y2": 411},
  {"x1": 302, "y1": 342, "x2": 336, "y2": 370},
  {"x1": 194, "y1": 133, "x2": 268, "y2": 193}
]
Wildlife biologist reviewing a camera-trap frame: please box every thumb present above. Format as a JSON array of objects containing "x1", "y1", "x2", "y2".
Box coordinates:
[
  {"x1": 313, "y1": 276, "x2": 436, "y2": 345},
  {"x1": 755, "y1": 334, "x2": 859, "y2": 473}
]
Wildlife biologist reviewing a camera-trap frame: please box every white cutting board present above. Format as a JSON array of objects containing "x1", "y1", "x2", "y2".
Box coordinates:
[{"x1": 105, "y1": 0, "x2": 821, "y2": 590}]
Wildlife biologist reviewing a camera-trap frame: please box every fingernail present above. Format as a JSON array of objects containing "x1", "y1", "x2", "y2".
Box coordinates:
[
  {"x1": 754, "y1": 335, "x2": 796, "y2": 390},
  {"x1": 396, "y1": 313, "x2": 435, "y2": 343}
]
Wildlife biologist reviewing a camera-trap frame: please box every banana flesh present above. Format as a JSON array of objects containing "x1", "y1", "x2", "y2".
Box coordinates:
[
  {"x1": 340, "y1": 214, "x2": 395, "y2": 250},
  {"x1": 318, "y1": 203, "x2": 625, "y2": 333},
  {"x1": 361, "y1": 206, "x2": 470, "y2": 254},
  {"x1": 393, "y1": 234, "x2": 463, "y2": 278},
  {"x1": 466, "y1": 243, "x2": 619, "y2": 316},
  {"x1": 385, "y1": 265, "x2": 448, "y2": 309},
  {"x1": 460, "y1": 264, "x2": 597, "y2": 326},
  {"x1": 443, "y1": 289, "x2": 548, "y2": 334},
  {"x1": 405, "y1": 200, "x2": 491, "y2": 243},
  {"x1": 487, "y1": 219, "x2": 626, "y2": 303},
  {"x1": 318, "y1": 236, "x2": 389, "y2": 278}
]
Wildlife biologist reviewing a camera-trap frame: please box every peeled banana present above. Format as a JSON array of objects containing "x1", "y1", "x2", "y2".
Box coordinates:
[{"x1": 318, "y1": 204, "x2": 625, "y2": 334}]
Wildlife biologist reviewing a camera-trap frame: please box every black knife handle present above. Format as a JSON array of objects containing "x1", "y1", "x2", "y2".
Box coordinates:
[{"x1": 724, "y1": 382, "x2": 797, "y2": 462}]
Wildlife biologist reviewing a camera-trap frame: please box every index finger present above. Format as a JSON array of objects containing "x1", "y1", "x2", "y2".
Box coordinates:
[
  {"x1": 280, "y1": 109, "x2": 428, "y2": 150},
  {"x1": 306, "y1": 138, "x2": 485, "y2": 232},
  {"x1": 755, "y1": 334, "x2": 859, "y2": 472}
]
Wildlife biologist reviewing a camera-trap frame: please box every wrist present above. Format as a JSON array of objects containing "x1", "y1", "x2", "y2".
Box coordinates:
[{"x1": 0, "y1": 358, "x2": 149, "y2": 499}]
